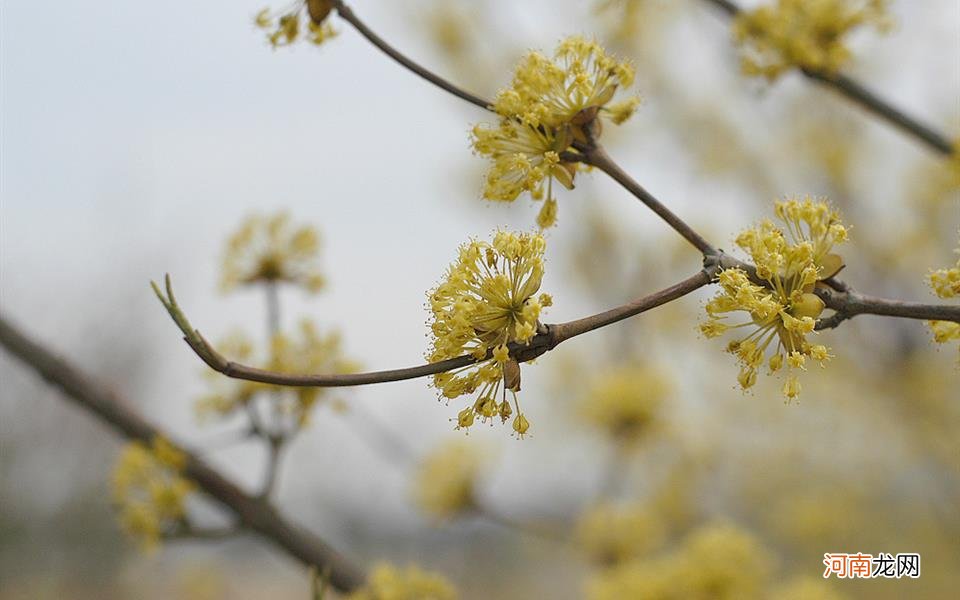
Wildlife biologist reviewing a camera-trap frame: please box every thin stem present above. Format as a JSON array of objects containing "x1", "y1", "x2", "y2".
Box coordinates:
[
  {"x1": 580, "y1": 145, "x2": 717, "y2": 256},
  {"x1": 261, "y1": 280, "x2": 288, "y2": 500},
  {"x1": 815, "y1": 286, "x2": 960, "y2": 330},
  {"x1": 265, "y1": 282, "x2": 281, "y2": 340},
  {"x1": 700, "y1": 0, "x2": 954, "y2": 156},
  {"x1": 333, "y1": 1, "x2": 492, "y2": 111},
  {"x1": 550, "y1": 268, "x2": 716, "y2": 344},
  {"x1": 0, "y1": 313, "x2": 366, "y2": 593},
  {"x1": 259, "y1": 437, "x2": 286, "y2": 499},
  {"x1": 153, "y1": 265, "x2": 715, "y2": 389}
]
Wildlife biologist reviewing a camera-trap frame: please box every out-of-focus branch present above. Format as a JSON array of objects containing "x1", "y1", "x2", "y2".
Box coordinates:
[
  {"x1": 0, "y1": 313, "x2": 366, "y2": 594},
  {"x1": 332, "y1": 1, "x2": 492, "y2": 111},
  {"x1": 699, "y1": 0, "x2": 954, "y2": 156},
  {"x1": 153, "y1": 265, "x2": 716, "y2": 389},
  {"x1": 814, "y1": 286, "x2": 960, "y2": 330}
]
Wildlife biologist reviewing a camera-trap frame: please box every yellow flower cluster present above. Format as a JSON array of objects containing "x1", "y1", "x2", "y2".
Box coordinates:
[
  {"x1": 221, "y1": 212, "x2": 326, "y2": 293},
  {"x1": 255, "y1": 0, "x2": 337, "y2": 49},
  {"x1": 701, "y1": 197, "x2": 848, "y2": 401},
  {"x1": 927, "y1": 241, "x2": 960, "y2": 360},
  {"x1": 472, "y1": 36, "x2": 640, "y2": 228},
  {"x1": 580, "y1": 366, "x2": 670, "y2": 445},
  {"x1": 928, "y1": 245, "x2": 960, "y2": 300},
  {"x1": 588, "y1": 522, "x2": 772, "y2": 600},
  {"x1": 196, "y1": 321, "x2": 356, "y2": 429},
  {"x1": 733, "y1": 0, "x2": 891, "y2": 81},
  {"x1": 576, "y1": 503, "x2": 665, "y2": 567},
  {"x1": 413, "y1": 439, "x2": 485, "y2": 520},
  {"x1": 427, "y1": 231, "x2": 551, "y2": 437},
  {"x1": 111, "y1": 436, "x2": 193, "y2": 550},
  {"x1": 347, "y1": 563, "x2": 458, "y2": 600}
]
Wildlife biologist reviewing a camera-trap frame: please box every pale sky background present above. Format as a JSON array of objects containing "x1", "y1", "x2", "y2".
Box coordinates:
[{"x1": 1, "y1": 0, "x2": 958, "y2": 596}]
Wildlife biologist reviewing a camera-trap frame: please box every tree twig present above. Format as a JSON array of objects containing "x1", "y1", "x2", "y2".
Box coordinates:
[
  {"x1": 577, "y1": 145, "x2": 718, "y2": 256},
  {"x1": 814, "y1": 286, "x2": 960, "y2": 330},
  {"x1": 152, "y1": 264, "x2": 716, "y2": 388},
  {"x1": 0, "y1": 313, "x2": 366, "y2": 594},
  {"x1": 332, "y1": 1, "x2": 492, "y2": 111},
  {"x1": 699, "y1": 0, "x2": 954, "y2": 156}
]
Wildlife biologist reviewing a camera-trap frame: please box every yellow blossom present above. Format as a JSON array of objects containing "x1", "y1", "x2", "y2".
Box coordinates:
[
  {"x1": 580, "y1": 366, "x2": 670, "y2": 445},
  {"x1": 347, "y1": 563, "x2": 457, "y2": 600},
  {"x1": 701, "y1": 196, "x2": 847, "y2": 400},
  {"x1": 427, "y1": 231, "x2": 548, "y2": 436},
  {"x1": 111, "y1": 436, "x2": 194, "y2": 550},
  {"x1": 733, "y1": 0, "x2": 891, "y2": 81},
  {"x1": 413, "y1": 439, "x2": 486, "y2": 520},
  {"x1": 472, "y1": 36, "x2": 640, "y2": 227},
  {"x1": 255, "y1": 1, "x2": 337, "y2": 49},
  {"x1": 926, "y1": 240, "x2": 960, "y2": 362},
  {"x1": 221, "y1": 212, "x2": 326, "y2": 293},
  {"x1": 576, "y1": 503, "x2": 665, "y2": 566},
  {"x1": 927, "y1": 242, "x2": 960, "y2": 299}
]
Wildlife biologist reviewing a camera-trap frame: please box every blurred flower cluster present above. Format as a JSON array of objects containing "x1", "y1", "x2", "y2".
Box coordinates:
[
  {"x1": 221, "y1": 211, "x2": 326, "y2": 293},
  {"x1": 733, "y1": 0, "x2": 891, "y2": 80},
  {"x1": 347, "y1": 563, "x2": 458, "y2": 600},
  {"x1": 111, "y1": 436, "x2": 193, "y2": 550}
]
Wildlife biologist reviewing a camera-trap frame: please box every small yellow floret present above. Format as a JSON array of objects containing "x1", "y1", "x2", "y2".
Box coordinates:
[{"x1": 256, "y1": 1, "x2": 337, "y2": 49}]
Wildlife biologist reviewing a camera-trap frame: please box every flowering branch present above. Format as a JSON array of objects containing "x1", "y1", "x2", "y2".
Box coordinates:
[
  {"x1": 700, "y1": 0, "x2": 954, "y2": 156},
  {"x1": 152, "y1": 264, "x2": 716, "y2": 389},
  {"x1": 0, "y1": 313, "x2": 366, "y2": 593}
]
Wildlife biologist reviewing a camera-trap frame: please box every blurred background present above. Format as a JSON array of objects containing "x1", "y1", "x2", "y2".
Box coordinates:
[{"x1": 1, "y1": 0, "x2": 958, "y2": 598}]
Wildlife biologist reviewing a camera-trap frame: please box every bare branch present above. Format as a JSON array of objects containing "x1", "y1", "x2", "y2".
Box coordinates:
[
  {"x1": 152, "y1": 264, "x2": 716, "y2": 389},
  {"x1": 699, "y1": 0, "x2": 954, "y2": 156},
  {"x1": 578, "y1": 145, "x2": 718, "y2": 256},
  {"x1": 814, "y1": 286, "x2": 960, "y2": 330},
  {"x1": 0, "y1": 313, "x2": 366, "y2": 594},
  {"x1": 332, "y1": 1, "x2": 492, "y2": 111}
]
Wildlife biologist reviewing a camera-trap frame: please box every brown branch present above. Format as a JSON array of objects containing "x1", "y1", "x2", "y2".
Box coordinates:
[
  {"x1": 0, "y1": 313, "x2": 366, "y2": 594},
  {"x1": 814, "y1": 286, "x2": 960, "y2": 330},
  {"x1": 332, "y1": 1, "x2": 492, "y2": 111},
  {"x1": 699, "y1": 0, "x2": 954, "y2": 156},
  {"x1": 578, "y1": 145, "x2": 718, "y2": 256},
  {"x1": 152, "y1": 261, "x2": 717, "y2": 389}
]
